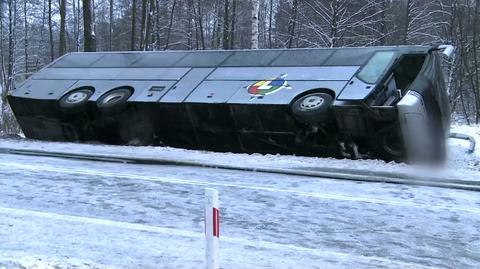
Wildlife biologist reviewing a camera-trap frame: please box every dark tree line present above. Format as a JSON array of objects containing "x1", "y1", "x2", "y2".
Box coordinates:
[{"x1": 1, "y1": 0, "x2": 480, "y2": 133}]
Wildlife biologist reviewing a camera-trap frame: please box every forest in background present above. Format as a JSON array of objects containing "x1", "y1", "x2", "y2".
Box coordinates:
[{"x1": 0, "y1": 0, "x2": 479, "y2": 134}]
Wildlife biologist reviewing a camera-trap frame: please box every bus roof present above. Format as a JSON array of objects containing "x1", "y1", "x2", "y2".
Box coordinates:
[{"x1": 50, "y1": 46, "x2": 430, "y2": 69}]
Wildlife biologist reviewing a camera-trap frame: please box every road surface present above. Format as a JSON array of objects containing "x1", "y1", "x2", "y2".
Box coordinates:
[{"x1": 0, "y1": 153, "x2": 479, "y2": 268}]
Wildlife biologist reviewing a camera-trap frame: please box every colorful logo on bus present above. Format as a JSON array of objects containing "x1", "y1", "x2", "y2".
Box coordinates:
[{"x1": 248, "y1": 73, "x2": 290, "y2": 97}]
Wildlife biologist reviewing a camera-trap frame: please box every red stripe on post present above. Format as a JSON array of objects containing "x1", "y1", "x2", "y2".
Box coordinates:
[
  {"x1": 213, "y1": 208, "x2": 217, "y2": 237},
  {"x1": 213, "y1": 208, "x2": 220, "y2": 237},
  {"x1": 216, "y1": 208, "x2": 220, "y2": 237}
]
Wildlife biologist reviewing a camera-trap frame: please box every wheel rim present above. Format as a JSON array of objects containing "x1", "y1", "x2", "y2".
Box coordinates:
[
  {"x1": 102, "y1": 92, "x2": 127, "y2": 105},
  {"x1": 382, "y1": 132, "x2": 403, "y2": 156},
  {"x1": 300, "y1": 95, "x2": 324, "y2": 110},
  {"x1": 65, "y1": 91, "x2": 89, "y2": 104}
]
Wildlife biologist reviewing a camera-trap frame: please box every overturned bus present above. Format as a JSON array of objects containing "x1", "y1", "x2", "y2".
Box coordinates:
[{"x1": 8, "y1": 45, "x2": 452, "y2": 163}]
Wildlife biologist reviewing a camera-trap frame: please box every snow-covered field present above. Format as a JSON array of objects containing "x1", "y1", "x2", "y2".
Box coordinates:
[{"x1": 0, "y1": 124, "x2": 479, "y2": 268}]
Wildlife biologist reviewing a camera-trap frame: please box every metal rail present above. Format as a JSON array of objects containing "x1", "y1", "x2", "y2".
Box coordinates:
[
  {"x1": 449, "y1": 132, "x2": 476, "y2": 154},
  {"x1": 0, "y1": 146, "x2": 478, "y2": 192}
]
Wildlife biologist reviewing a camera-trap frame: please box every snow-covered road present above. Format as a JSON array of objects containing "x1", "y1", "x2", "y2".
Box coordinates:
[{"x1": 0, "y1": 153, "x2": 479, "y2": 268}]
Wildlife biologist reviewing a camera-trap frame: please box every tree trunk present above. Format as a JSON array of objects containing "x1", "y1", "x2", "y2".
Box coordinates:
[
  {"x1": 82, "y1": 0, "x2": 96, "y2": 52},
  {"x1": 131, "y1": 0, "x2": 137, "y2": 50},
  {"x1": 212, "y1": 0, "x2": 222, "y2": 49},
  {"x1": 145, "y1": 0, "x2": 154, "y2": 50},
  {"x1": 140, "y1": 0, "x2": 147, "y2": 50},
  {"x1": 329, "y1": 0, "x2": 338, "y2": 47},
  {"x1": 268, "y1": 0, "x2": 273, "y2": 48},
  {"x1": 48, "y1": 0, "x2": 54, "y2": 60},
  {"x1": 0, "y1": 1, "x2": 4, "y2": 92},
  {"x1": 191, "y1": 0, "x2": 198, "y2": 49},
  {"x1": 59, "y1": 0, "x2": 67, "y2": 56},
  {"x1": 229, "y1": 0, "x2": 236, "y2": 49},
  {"x1": 77, "y1": 0, "x2": 81, "y2": 51},
  {"x1": 222, "y1": 0, "x2": 229, "y2": 49},
  {"x1": 7, "y1": 0, "x2": 17, "y2": 93},
  {"x1": 286, "y1": 0, "x2": 297, "y2": 48},
  {"x1": 251, "y1": 0, "x2": 259, "y2": 49},
  {"x1": 188, "y1": 0, "x2": 193, "y2": 49},
  {"x1": 109, "y1": 0, "x2": 113, "y2": 50},
  {"x1": 402, "y1": 0, "x2": 411, "y2": 45},
  {"x1": 72, "y1": 0, "x2": 80, "y2": 52},
  {"x1": 164, "y1": 0, "x2": 176, "y2": 50},
  {"x1": 378, "y1": 0, "x2": 389, "y2": 45},
  {"x1": 196, "y1": 0, "x2": 205, "y2": 49},
  {"x1": 23, "y1": 0, "x2": 28, "y2": 75},
  {"x1": 472, "y1": 0, "x2": 480, "y2": 122},
  {"x1": 34, "y1": 0, "x2": 47, "y2": 69},
  {"x1": 2, "y1": 0, "x2": 19, "y2": 134},
  {"x1": 155, "y1": 0, "x2": 161, "y2": 50}
]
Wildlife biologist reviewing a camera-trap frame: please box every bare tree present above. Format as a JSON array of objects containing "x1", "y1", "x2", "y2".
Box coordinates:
[
  {"x1": 229, "y1": 0, "x2": 236, "y2": 49},
  {"x1": 268, "y1": 0, "x2": 273, "y2": 48},
  {"x1": 131, "y1": 0, "x2": 137, "y2": 50},
  {"x1": 164, "y1": 0, "x2": 177, "y2": 50},
  {"x1": 34, "y1": 0, "x2": 48, "y2": 69},
  {"x1": 1, "y1": 0, "x2": 20, "y2": 134},
  {"x1": 139, "y1": 0, "x2": 147, "y2": 50},
  {"x1": 471, "y1": 0, "x2": 480, "y2": 122},
  {"x1": 145, "y1": 0, "x2": 154, "y2": 50},
  {"x1": 23, "y1": 0, "x2": 28, "y2": 74},
  {"x1": 251, "y1": 0, "x2": 259, "y2": 49},
  {"x1": 48, "y1": 0, "x2": 54, "y2": 60},
  {"x1": 0, "y1": 0, "x2": 479, "y2": 124},
  {"x1": 59, "y1": 0, "x2": 67, "y2": 56},
  {"x1": 297, "y1": 0, "x2": 385, "y2": 47},
  {"x1": 154, "y1": 0, "x2": 161, "y2": 50},
  {"x1": 286, "y1": 0, "x2": 298, "y2": 48},
  {"x1": 83, "y1": 0, "x2": 96, "y2": 51},
  {"x1": 222, "y1": 0, "x2": 230, "y2": 49},
  {"x1": 72, "y1": 0, "x2": 80, "y2": 52},
  {"x1": 109, "y1": 0, "x2": 113, "y2": 50},
  {"x1": 401, "y1": 0, "x2": 411, "y2": 44},
  {"x1": 6, "y1": 0, "x2": 16, "y2": 94},
  {"x1": 196, "y1": 0, "x2": 205, "y2": 49},
  {"x1": 399, "y1": 0, "x2": 448, "y2": 45}
]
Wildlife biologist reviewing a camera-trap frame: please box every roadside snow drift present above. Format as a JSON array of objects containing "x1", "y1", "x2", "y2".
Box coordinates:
[{"x1": 0, "y1": 124, "x2": 479, "y2": 181}]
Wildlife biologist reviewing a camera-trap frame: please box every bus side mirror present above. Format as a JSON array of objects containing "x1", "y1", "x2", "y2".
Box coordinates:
[{"x1": 437, "y1": 45, "x2": 455, "y2": 58}]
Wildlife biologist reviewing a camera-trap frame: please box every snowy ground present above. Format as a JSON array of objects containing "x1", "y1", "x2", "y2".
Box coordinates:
[
  {"x1": 0, "y1": 124, "x2": 479, "y2": 182},
  {"x1": 447, "y1": 124, "x2": 480, "y2": 169},
  {"x1": 0, "y1": 125, "x2": 479, "y2": 268},
  {"x1": 0, "y1": 151, "x2": 480, "y2": 268}
]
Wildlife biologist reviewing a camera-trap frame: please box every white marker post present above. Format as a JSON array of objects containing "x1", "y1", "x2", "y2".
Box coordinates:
[{"x1": 205, "y1": 188, "x2": 219, "y2": 269}]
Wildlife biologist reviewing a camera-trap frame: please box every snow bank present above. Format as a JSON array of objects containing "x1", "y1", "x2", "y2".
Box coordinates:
[
  {"x1": 448, "y1": 124, "x2": 480, "y2": 169},
  {"x1": 0, "y1": 124, "x2": 478, "y2": 182},
  {"x1": 0, "y1": 252, "x2": 106, "y2": 269}
]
